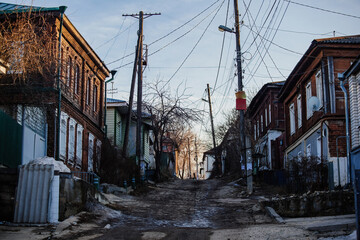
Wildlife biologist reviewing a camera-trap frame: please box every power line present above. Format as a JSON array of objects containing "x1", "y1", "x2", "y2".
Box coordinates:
[
  {"x1": 161, "y1": 0, "x2": 226, "y2": 90},
  {"x1": 212, "y1": 0, "x2": 231, "y2": 94},
  {"x1": 283, "y1": 0, "x2": 360, "y2": 20},
  {"x1": 106, "y1": 0, "x2": 221, "y2": 66}
]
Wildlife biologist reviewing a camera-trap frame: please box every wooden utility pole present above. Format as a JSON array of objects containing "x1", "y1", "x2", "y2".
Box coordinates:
[
  {"x1": 205, "y1": 83, "x2": 219, "y2": 174},
  {"x1": 188, "y1": 137, "x2": 191, "y2": 179},
  {"x1": 195, "y1": 137, "x2": 198, "y2": 180},
  {"x1": 233, "y1": 0, "x2": 247, "y2": 182},
  {"x1": 122, "y1": 11, "x2": 160, "y2": 166}
]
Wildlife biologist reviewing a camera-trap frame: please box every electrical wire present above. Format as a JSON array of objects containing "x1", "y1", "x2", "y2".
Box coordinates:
[
  {"x1": 212, "y1": 0, "x2": 231, "y2": 94},
  {"x1": 160, "y1": 0, "x2": 226, "y2": 91},
  {"x1": 283, "y1": 0, "x2": 360, "y2": 20}
]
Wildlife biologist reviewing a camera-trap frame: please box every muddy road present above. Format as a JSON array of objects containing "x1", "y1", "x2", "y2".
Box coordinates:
[{"x1": 92, "y1": 179, "x2": 318, "y2": 240}]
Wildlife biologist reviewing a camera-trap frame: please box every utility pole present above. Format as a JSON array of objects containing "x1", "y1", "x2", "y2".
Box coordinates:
[
  {"x1": 188, "y1": 137, "x2": 191, "y2": 179},
  {"x1": 233, "y1": 0, "x2": 247, "y2": 182},
  {"x1": 205, "y1": 83, "x2": 219, "y2": 175},
  {"x1": 122, "y1": 11, "x2": 160, "y2": 168},
  {"x1": 195, "y1": 137, "x2": 198, "y2": 180}
]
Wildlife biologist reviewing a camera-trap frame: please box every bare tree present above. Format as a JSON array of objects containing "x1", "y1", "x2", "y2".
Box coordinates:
[
  {"x1": 0, "y1": 10, "x2": 57, "y2": 86},
  {"x1": 143, "y1": 78, "x2": 201, "y2": 180}
]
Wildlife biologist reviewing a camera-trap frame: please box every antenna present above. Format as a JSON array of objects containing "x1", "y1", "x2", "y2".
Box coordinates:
[{"x1": 308, "y1": 96, "x2": 320, "y2": 112}]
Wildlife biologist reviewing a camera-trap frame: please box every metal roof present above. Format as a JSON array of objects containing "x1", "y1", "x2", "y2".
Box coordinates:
[
  {"x1": 0, "y1": 2, "x2": 61, "y2": 14},
  {"x1": 106, "y1": 98, "x2": 126, "y2": 103},
  {"x1": 315, "y1": 35, "x2": 360, "y2": 44}
]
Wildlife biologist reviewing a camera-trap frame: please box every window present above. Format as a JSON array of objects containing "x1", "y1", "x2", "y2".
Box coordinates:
[
  {"x1": 74, "y1": 65, "x2": 80, "y2": 94},
  {"x1": 297, "y1": 95, "x2": 302, "y2": 128},
  {"x1": 269, "y1": 104, "x2": 271, "y2": 123},
  {"x1": 306, "y1": 144, "x2": 311, "y2": 158},
  {"x1": 60, "y1": 112, "x2": 69, "y2": 159},
  {"x1": 317, "y1": 136, "x2": 321, "y2": 160},
  {"x1": 257, "y1": 120, "x2": 259, "y2": 137},
  {"x1": 289, "y1": 103, "x2": 295, "y2": 135},
  {"x1": 86, "y1": 78, "x2": 91, "y2": 105},
  {"x1": 306, "y1": 82, "x2": 312, "y2": 119},
  {"x1": 93, "y1": 84, "x2": 98, "y2": 111},
  {"x1": 96, "y1": 140, "x2": 102, "y2": 172},
  {"x1": 88, "y1": 133, "x2": 94, "y2": 172},
  {"x1": 316, "y1": 70, "x2": 323, "y2": 108},
  {"x1": 254, "y1": 124, "x2": 256, "y2": 140},
  {"x1": 66, "y1": 57, "x2": 72, "y2": 86},
  {"x1": 260, "y1": 115, "x2": 263, "y2": 133},
  {"x1": 265, "y1": 108, "x2": 268, "y2": 126},
  {"x1": 76, "y1": 124, "x2": 83, "y2": 167},
  {"x1": 68, "y1": 118, "x2": 76, "y2": 162}
]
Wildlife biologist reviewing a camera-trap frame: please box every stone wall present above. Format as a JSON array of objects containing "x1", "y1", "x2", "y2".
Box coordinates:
[
  {"x1": 264, "y1": 190, "x2": 354, "y2": 217},
  {"x1": 59, "y1": 176, "x2": 96, "y2": 221}
]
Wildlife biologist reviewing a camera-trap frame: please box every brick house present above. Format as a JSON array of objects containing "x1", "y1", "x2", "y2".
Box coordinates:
[
  {"x1": 278, "y1": 35, "x2": 360, "y2": 186},
  {"x1": 247, "y1": 81, "x2": 285, "y2": 170},
  {"x1": 0, "y1": 3, "x2": 110, "y2": 173}
]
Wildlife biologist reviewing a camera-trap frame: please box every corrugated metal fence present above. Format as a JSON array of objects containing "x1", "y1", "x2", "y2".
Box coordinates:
[{"x1": 14, "y1": 164, "x2": 54, "y2": 223}]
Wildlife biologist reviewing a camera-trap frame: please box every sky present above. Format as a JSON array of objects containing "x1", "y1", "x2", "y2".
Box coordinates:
[{"x1": 4, "y1": 0, "x2": 360, "y2": 142}]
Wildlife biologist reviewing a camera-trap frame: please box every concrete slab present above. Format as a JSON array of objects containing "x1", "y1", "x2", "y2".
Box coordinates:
[{"x1": 285, "y1": 214, "x2": 356, "y2": 232}]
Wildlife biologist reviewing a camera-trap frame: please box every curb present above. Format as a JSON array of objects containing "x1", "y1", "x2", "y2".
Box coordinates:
[{"x1": 265, "y1": 206, "x2": 285, "y2": 224}]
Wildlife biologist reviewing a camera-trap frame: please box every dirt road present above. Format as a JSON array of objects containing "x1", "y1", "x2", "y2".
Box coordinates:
[{"x1": 1, "y1": 178, "x2": 352, "y2": 240}]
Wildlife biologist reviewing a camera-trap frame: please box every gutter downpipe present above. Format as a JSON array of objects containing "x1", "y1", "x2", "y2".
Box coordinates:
[
  {"x1": 338, "y1": 73, "x2": 358, "y2": 240},
  {"x1": 55, "y1": 6, "x2": 67, "y2": 161}
]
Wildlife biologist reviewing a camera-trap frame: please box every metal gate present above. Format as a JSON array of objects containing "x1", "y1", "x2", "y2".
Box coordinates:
[{"x1": 0, "y1": 109, "x2": 22, "y2": 168}]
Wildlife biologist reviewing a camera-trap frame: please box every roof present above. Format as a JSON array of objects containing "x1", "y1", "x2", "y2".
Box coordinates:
[
  {"x1": 278, "y1": 35, "x2": 360, "y2": 101},
  {"x1": 107, "y1": 98, "x2": 126, "y2": 103},
  {"x1": 247, "y1": 81, "x2": 285, "y2": 116},
  {"x1": 0, "y1": 3, "x2": 62, "y2": 14}
]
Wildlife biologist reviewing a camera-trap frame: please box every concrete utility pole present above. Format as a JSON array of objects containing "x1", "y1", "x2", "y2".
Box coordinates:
[
  {"x1": 122, "y1": 12, "x2": 160, "y2": 171},
  {"x1": 233, "y1": 0, "x2": 247, "y2": 182}
]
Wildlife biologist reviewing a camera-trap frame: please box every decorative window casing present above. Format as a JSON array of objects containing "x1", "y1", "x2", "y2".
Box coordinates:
[
  {"x1": 68, "y1": 118, "x2": 76, "y2": 163},
  {"x1": 86, "y1": 77, "x2": 91, "y2": 105},
  {"x1": 297, "y1": 95, "x2": 302, "y2": 128},
  {"x1": 316, "y1": 70, "x2": 323, "y2": 108},
  {"x1": 96, "y1": 140, "x2": 102, "y2": 172},
  {"x1": 76, "y1": 124, "x2": 83, "y2": 168},
  {"x1": 88, "y1": 133, "x2": 95, "y2": 172},
  {"x1": 269, "y1": 104, "x2": 271, "y2": 123},
  {"x1": 289, "y1": 103, "x2": 295, "y2": 135},
  {"x1": 66, "y1": 57, "x2": 72, "y2": 86},
  {"x1": 93, "y1": 84, "x2": 98, "y2": 112},
  {"x1": 74, "y1": 64, "x2": 80, "y2": 94},
  {"x1": 60, "y1": 112, "x2": 69, "y2": 160},
  {"x1": 306, "y1": 81, "x2": 312, "y2": 119},
  {"x1": 265, "y1": 108, "x2": 268, "y2": 126}
]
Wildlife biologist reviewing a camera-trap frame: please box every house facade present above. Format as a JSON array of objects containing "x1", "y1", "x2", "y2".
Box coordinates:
[
  {"x1": 278, "y1": 35, "x2": 360, "y2": 186},
  {"x1": 0, "y1": 3, "x2": 110, "y2": 173},
  {"x1": 105, "y1": 98, "x2": 155, "y2": 170},
  {"x1": 341, "y1": 55, "x2": 360, "y2": 177},
  {"x1": 247, "y1": 82, "x2": 285, "y2": 170}
]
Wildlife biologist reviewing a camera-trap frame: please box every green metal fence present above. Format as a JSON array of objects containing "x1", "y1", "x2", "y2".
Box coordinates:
[{"x1": 0, "y1": 110, "x2": 22, "y2": 168}]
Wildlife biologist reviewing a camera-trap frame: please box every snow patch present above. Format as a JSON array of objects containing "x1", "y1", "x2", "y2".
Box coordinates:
[{"x1": 28, "y1": 156, "x2": 71, "y2": 173}]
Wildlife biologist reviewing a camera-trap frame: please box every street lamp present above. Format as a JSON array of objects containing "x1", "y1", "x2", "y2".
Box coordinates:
[
  {"x1": 104, "y1": 70, "x2": 117, "y2": 135},
  {"x1": 218, "y1": 25, "x2": 234, "y2": 33}
]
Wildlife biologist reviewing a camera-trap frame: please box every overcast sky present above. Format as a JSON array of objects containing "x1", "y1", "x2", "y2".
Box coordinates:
[{"x1": 4, "y1": 0, "x2": 360, "y2": 141}]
